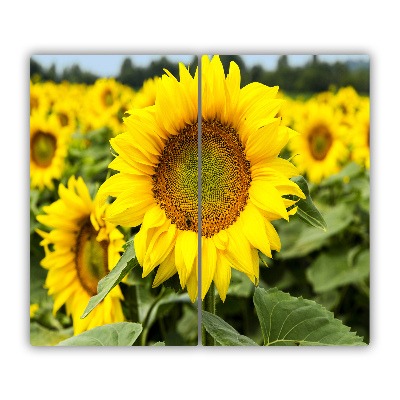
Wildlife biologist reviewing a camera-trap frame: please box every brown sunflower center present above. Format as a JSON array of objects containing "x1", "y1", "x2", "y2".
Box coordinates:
[
  {"x1": 339, "y1": 104, "x2": 348, "y2": 115},
  {"x1": 30, "y1": 96, "x2": 38, "y2": 114},
  {"x1": 58, "y1": 112, "x2": 69, "y2": 127},
  {"x1": 308, "y1": 125, "x2": 333, "y2": 161},
  {"x1": 31, "y1": 130, "x2": 57, "y2": 168},
  {"x1": 103, "y1": 89, "x2": 114, "y2": 107},
  {"x1": 75, "y1": 221, "x2": 109, "y2": 296},
  {"x1": 152, "y1": 119, "x2": 251, "y2": 238},
  {"x1": 118, "y1": 106, "x2": 127, "y2": 123}
]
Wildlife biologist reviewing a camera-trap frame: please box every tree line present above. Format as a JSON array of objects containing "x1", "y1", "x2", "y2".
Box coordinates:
[{"x1": 30, "y1": 55, "x2": 369, "y2": 94}]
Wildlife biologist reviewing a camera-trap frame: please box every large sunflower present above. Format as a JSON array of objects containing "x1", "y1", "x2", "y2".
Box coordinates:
[
  {"x1": 289, "y1": 100, "x2": 349, "y2": 184},
  {"x1": 30, "y1": 111, "x2": 69, "y2": 190},
  {"x1": 97, "y1": 55, "x2": 304, "y2": 303},
  {"x1": 36, "y1": 176, "x2": 125, "y2": 335}
]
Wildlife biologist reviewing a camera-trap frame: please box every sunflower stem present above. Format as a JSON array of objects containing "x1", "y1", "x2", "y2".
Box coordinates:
[
  {"x1": 202, "y1": 282, "x2": 216, "y2": 346},
  {"x1": 139, "y1": 286, "x2": 165, "y2": 346},
  {"x1": 141, "y1": 327, "x2": 149, "y2": 347}
]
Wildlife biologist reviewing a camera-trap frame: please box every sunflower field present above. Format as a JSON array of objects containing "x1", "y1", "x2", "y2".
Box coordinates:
[{"x1": 30, "y1": 55, "x2": 369, "y2": 346}]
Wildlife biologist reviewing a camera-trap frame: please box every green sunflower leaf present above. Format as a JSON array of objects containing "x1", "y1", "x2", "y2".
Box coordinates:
[
  {"x1": 177, "y1": 305, "x2": 199, "y2": 342},
  {"x1": 162, "y1": 273, "x2": 183, "y2": 293},
  {"x1": 321, "y1": 161, "x2": 362, "y2": 186},
  {"x1": 81, "y1": 240, "x2": 138, "y2": 319},
  {"x1": 277, "y1": 203, "x2": 354, "y2": 259},
  {"x1": 56, "y1": 322, "x2": 142, "y2": 346},
  {"x1": 290, "y1": 175, "x2": 327, "y2": 231},
  {"x1": 253, "y1": 287, "x2": 366, "y2": 346},
  {"x1": 30, "y1": 322, "x2": 74, "y2": 346},
  {"x1": 145, "y1": 291, "x2": 192, "y2": 330},
  {"x1": 306, "y1": 249, "x2": 370, "y2": 293},
  {"x1": 152, "y1": 342, "x2": 166, "y2": 346},
  {"x1": 201, "y1": 310, "x2": 259, "y2": 346},
  {"x1": 71, "y1": 126, "x2": 109, "y2": 141}
]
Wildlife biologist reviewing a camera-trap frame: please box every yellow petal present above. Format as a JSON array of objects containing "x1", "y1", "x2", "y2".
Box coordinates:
[
  {"x1": 153, "y1": 250, "x2": 177, "y2": 287},
  {"x1": 249, "y1": 180, "x2": 289, "y2": 221},
  {"x1": 225, "y1": 224, "x2": 255, "y2": 281},
  {"x1": 239, "y1": 203, "x2": 272, "y2": 258},
  {"x1": 201, "y1": 237, "x2": 217, "y2": 300},
  {"x1": 186, "y1": 265, "x2": 198, "y2": 303},
  {"x1": 175, "y1": 230, "x2": 198, "y2": 288},
  {"x1": 213, "y1": 252, "x2": 231, "y2": 302}
]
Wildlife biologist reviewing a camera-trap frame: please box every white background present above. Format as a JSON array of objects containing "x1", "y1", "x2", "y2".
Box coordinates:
[{"x1": 1, "y1": 1, "x2": 398, "y2": 398}]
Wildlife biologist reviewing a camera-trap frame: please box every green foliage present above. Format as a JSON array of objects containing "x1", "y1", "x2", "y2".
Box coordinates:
[
  {"x1": 30, "y1": 323, "x2": 73, "y2": 346},
  {"x1": 145, "y1": 292, "x2": 192, "y2": 330},
  {"x1": 277, "y1": 203, "x2": 354, "y2": 259},
  {"x1": 202, "y1": 288, "x2": 366, "y2": 346},
  {"x1": 306, "y1": 250, "x2": 369, "y2": 293},
  {"x1": 56, "y1": 323, "x2": 142, "y2": 346},
  {"x1": 30, "y1": 58, "x2": 98, "y2": 84},
  {"x1": 321, "y1": 162, "x2": 361, "y2": 185},
  {"x1": 176, "y1": 305, "x2": 199, "y2": 343},
  {"x1": 117, "y1": 56, "x2": 198, "y2": 89},
  {"x1": 249, "y1": 56, "x2": 369, "y2": 94},
  {"x1": 226, "y1": 269, "x2": 255, "y2": 298},
  {"x1": 81, "y1": 241, "x2": 138, "y2": 319},
  {"x1": 290, "y1": 176, "x2": 327, "y2": 231},
  {"x1": 201, "y1": 311, "x2": 258, "y2": 346},
  {"x1": 30, "y1": 235, "x2": 48, "y2": 304},
  {"x1": 162, "y1": 273, "x2": 183, "y2": 293},
  {"x1": 134, "y1": 286, "x2": 194, "y2": 346},
  {"x1": 119, "y1": 262, "x2": 198, "y2": 345},
  {"x1": 253, "y1": 287, "x2": 366, "y2": 345},
  {"x1": 67, "y1": 128, "x2": 114, "y2": 183}
]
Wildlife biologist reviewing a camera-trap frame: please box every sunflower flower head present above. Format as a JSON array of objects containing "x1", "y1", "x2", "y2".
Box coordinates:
[
  {"x1": 132, "y1": 76, "x2": 160, "y2": 109},
  {"x1": 350, "y1": 98, "x2": 370, "y2": 169},
  {"x1": 30, "y1": 110, "x2": 69, "y2": 190},
  {"x1": 37, "y1": 176, "x2": 125, "y2": 335},
  {"x1": 97, "y1": 55, "x2": 304, "y2": 303},
  {"x1": 289, "y1": 100, "x2": 349, "y2": 183}
]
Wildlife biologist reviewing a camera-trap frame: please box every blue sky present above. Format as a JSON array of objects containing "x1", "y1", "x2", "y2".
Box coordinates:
[{"x1": 32, "y1": 54, "x2": 369, "y2": 78}]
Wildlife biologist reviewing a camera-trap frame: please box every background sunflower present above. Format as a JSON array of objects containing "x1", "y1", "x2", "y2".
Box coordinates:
[
  {"x1": 30, "y1": 110, "x2": 69, "y2": 190},
  {"x1": 289, "y1": 100, "x2": 349, "y2": 183},
  {"x1": 36, "y1": 176, "x2": 125, "y2": 335}
]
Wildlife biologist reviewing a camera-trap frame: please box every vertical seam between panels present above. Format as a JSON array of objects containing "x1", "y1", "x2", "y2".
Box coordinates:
[{"x1": 197, "y1": 55, "x2": 202, "y2": 345}]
